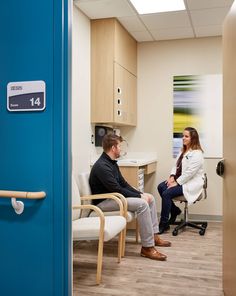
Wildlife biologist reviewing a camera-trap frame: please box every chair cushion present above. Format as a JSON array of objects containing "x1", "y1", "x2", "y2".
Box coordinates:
[
  {"x1": 173, "y1": 193, "x2": 203, "y2": 203},
  {"x1": 89, "y1": 210, "x2": 135, "y2": 222},
  {"x1": 73, "y1": 216, "x2": 126, "y2": 242}
]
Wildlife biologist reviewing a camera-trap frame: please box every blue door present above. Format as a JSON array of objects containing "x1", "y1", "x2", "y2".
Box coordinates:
[{"x1": 0, "y1": 1, "x2": 72, "y2": 295}]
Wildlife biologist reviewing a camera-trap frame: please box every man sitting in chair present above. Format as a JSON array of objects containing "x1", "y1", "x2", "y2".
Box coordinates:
[{"x1": 89, "y1": 134, "x2": 171, "y2": 261}]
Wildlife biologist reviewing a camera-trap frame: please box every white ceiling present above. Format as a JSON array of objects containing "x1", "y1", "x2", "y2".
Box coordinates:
[{"x1": 74, "y1": 0, "x2": 234, "y2": 42}]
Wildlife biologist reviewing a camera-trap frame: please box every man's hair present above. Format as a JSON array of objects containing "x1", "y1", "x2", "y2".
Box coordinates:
[{"x1": 102, "y1": 134, "x2": 123, "y2": 152}]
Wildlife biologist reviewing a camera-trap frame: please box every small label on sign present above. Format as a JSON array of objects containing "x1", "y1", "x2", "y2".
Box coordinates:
[{"x1": 7, "y1": 81, "x2": 46, "y2": 112}]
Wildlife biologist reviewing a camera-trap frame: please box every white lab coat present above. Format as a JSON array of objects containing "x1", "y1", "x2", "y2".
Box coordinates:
[{"x1": 171, "y1": 149, "x2": 204, "y2": 205}]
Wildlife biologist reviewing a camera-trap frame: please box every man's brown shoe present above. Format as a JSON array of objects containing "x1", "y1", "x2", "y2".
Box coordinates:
[
  {"x1": 154, "y1": 234, "x2": 171, "y2": 247},
  {"x1": 140, "y1": 247, "x2": 167, "y2": 261}
]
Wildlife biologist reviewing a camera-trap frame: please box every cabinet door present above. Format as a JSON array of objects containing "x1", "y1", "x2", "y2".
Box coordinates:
[
  {"x1": 91, "y1": 19, "x2": 115, "y2": 123},
  {"x1": 114, "y1": 63, "x2": 137, "y2": 125},
  {"x1": 114, "y1": 19, "x2": 137, "y2": 76},
  {"x1": 119, "y1": 167, "x2": 140, "y2": 188},
  {"x1": 114, "y1": 62, "x2": 128, "y2": 124},
  {"x1": 125, "y1": 70, "x2": 137, "y2": 126}
]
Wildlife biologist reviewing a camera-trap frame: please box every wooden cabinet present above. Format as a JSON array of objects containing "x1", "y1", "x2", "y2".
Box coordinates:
[
  {"x1": 114, "y1": 63, "x2": 137, "y2": 125},
  {"x1": 119, "y1": 167, "x2": 144, "y2": 190},
  {"x1": 119, "y1": 161, "x2": 157, "y2": 190},
  {"x1": 119, "y1": 161, "x2": 157, "y2": 230},
  {"x1": 91, "y1": 18, "x2": 137, "y2": 126}
]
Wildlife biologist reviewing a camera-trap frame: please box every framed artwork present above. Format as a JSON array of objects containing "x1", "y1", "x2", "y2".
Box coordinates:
[{"x1": 173, "y1": 74, "x2": 222, "y2": 158}]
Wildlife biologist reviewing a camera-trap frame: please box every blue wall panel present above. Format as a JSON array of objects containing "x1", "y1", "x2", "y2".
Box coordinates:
[{"x1": 0, "y1": 1, "x2": 71, "y2": 295}]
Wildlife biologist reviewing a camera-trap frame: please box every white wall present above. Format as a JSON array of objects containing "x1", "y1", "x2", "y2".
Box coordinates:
[
  {"x1": 121, "y1": 37, "x2": 223, "y2": 217},
  {"x1": 72, "y1": 8, "x2": 223, "y2": 217},
  {"x1": 72, "y1": 6, "x2": 92, "y2": 175}
]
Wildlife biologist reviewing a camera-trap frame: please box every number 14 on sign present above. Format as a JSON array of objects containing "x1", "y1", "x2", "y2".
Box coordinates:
[{"x1": 30, "y1": 97, "x2": 41, "y2": 106}]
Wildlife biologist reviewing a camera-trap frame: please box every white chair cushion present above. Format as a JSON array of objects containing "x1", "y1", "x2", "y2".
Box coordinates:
[
  {"x1": 89, "y1": 210, "x2": 135, "y2": 222},
  {"x1": 73, "y1": 215, "x2": 126, "y2": 242}
]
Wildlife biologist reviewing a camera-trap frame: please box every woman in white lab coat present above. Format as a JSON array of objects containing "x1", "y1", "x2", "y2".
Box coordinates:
[{"x1": 157, "y1": 127, "x2": 204, "y2": 234}]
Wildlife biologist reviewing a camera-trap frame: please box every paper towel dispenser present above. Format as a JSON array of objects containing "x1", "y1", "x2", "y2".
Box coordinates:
[{"x1": 95, "y1": 125, "x2": 113, "y2": 147}]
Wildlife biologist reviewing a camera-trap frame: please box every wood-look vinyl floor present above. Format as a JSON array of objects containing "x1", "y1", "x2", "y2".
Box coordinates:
[{"x1": 73, "y1": 222, "x2": 223, "y2": 296}]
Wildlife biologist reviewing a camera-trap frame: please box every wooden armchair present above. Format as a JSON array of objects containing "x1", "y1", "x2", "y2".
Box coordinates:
[
  {"x1": 78, "y1": 172, "x2": 139, "y2": 257},
  {"x1": 72, "y1": 174, "x2": 126, "y2": 284}
]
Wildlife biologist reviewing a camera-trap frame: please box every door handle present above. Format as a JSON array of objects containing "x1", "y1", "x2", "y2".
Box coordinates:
[
  {"x1": 0, "y1": 190, "x2": 46, "y2": 214},
  {"x1": 216, "y1": 159, "x2": 225, "y2": 177}
]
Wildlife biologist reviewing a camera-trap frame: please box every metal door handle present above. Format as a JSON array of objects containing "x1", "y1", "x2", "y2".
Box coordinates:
[{"x1": 216, "y1": 159, "x2": 225, "y2": 177}]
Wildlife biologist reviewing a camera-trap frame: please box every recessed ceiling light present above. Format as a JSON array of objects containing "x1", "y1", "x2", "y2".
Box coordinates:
[{"x1": 129, "y1": 0, "x2": 186, "y2": 14}]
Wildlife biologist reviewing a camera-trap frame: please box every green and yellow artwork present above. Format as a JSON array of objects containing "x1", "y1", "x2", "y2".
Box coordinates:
[{"x1": 173, "y1": 74, "x2": 222, "y2": 158}]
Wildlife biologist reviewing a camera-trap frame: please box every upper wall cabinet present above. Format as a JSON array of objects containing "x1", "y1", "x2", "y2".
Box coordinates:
[{"x1": 91, "y1": 18, "x2": 137, "y2": 126}]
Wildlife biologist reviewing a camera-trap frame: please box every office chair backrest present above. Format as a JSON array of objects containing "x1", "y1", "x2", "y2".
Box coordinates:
[{"x1": 202, "y1": 173, "x2": 207, "y2": 199}]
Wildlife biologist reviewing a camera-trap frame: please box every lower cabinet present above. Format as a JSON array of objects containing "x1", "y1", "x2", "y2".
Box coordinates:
[
  {"x1": 119, "y1": 167, "x2": 144, "y2": 192},
  {"x1": 119, "y1": 161, "x2": 157, "y2": 229}
]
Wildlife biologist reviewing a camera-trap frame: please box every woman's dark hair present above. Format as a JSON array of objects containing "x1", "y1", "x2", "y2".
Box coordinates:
[
  {"x1": 102, "y1": 134, "x2": 123, "y2": 152},
  {"x1": 182, "y1": 127, "x2": 203, "y2": 153}
]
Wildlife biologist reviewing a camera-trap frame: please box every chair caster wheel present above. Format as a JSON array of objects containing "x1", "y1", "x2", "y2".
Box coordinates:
[
  {"x1": 199, "y1": 229, "x2": 205, "y2": 235},
  {"x1": 172, "y1": 229, "x2": 178, "y2": 236},
  {"x1": 202, "y1": 222, "x2": 208, "y2": 229}
]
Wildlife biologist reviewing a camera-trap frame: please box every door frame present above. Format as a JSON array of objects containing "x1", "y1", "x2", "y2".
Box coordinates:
[{"x1": 53, "y1": 0, "x2": 72, "y2": 294}]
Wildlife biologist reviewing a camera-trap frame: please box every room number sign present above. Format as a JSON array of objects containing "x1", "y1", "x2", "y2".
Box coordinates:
[{"x1": 7, "y1": 80, "x2": 46, "y2": 111}]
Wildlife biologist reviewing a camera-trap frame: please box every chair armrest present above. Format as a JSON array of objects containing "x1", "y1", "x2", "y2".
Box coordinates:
[
  {"x1": 73, "y1": 204, "x2": 104, "y2": 220},
  {"x1": 108, "y1": 192, "x2": 128, "y2": 220},
  {"x1": 81, "y1": 194, "x2": 124, "y2": 216},
  {"x1": 73, "y1": 204, "x2": 105, "y2": 238}
]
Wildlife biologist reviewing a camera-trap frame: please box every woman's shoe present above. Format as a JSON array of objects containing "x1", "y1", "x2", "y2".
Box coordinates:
[
  {"x1": 158, "y1": 222, "x2": 170, "y2": 234},
  {"x1": 168, "y1": 207, "x2": 181, "y2": 224}
]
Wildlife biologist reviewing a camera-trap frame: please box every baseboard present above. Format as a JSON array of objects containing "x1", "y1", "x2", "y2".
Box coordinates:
[
  {"x1": 179, "y1": 214, "x2": 222, "y2": 222},
  {"x1": 127, "y1": 214, "x2": 222, "y2": 231}
]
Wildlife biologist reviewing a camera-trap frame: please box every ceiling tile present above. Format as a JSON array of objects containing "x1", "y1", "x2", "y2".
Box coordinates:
[
  {"x1": 74, "y1": 0, "x2": 136, "y2": 19},
  {"x1": 73, "y1": 0, "x2": 233, "y2": 42},
  {"x1": 186, "y1": 0, "x2": 234, "y2": 10},
  {"x1": 190, "y1": 7, "x2": 230, "y2": 26},
  {"x1": 118, "y1": 16, "x2": 146, "y2": 32},
  {"x1": 151, "y1": 27, "x2": 194, "y2": 41},
  {"x1": 129, "y1": 31, "x2": 154, "y2": 42},
  {"x1": 140, "y1": 11, "x2": 191, "y2": 30},
  {"x1": 194, "y1": 25, "x2": 222, "y2": 37}
]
